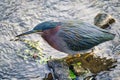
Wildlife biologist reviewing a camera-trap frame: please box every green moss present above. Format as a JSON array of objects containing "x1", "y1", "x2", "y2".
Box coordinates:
[
  {"x1": 77, "y1": 62, "x2": 81, "y2": 66},
  {"x1": 17, "y1": 39, "x2": 51, "y2": 64},
  {"x1": 69, "y1": 70, "x2": 76, "y2": 80}
]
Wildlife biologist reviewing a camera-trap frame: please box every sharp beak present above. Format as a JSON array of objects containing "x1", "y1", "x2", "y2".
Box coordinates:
[{"x1": 16, "y1": 30, "x2": 42, "y2": 37}]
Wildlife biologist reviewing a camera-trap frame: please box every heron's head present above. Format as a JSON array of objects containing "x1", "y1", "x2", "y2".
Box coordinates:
[{"x1": 16, "y1": 21, "x2": 61, "y2": 37}]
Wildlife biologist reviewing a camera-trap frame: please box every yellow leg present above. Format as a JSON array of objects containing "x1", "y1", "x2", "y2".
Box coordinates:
[
  {"x1": 65, "y1": 53, "x2": 81, "y2": 62},
  {"x1": 84, "y1": 49, "x2": 95, "y2": 59},
  {"x1": 74, "y1": 53, "x2": 81, "y2": 57}
]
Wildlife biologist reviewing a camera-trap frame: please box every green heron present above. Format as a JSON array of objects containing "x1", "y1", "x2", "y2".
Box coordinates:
[{"x1": 16, "y1": 20, "x2": 115, "y2": 55}]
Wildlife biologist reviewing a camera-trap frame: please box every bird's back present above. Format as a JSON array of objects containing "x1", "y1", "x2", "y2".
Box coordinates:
[{"x1": 58, "y1": 21, "x2": 115, "y2": 52}]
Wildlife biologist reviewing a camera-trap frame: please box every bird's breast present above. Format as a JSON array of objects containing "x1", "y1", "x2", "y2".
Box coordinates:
[
  {"x1": 41, "y1": 26, "x2": 68, "y2": 52},
  {"x1": 42, "y1": 33, "x2": 65, "y2": 51}
]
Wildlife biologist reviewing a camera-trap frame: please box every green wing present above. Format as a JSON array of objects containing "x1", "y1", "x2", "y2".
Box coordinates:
[{"x1": 58, "y1": 22, "x2": 115, "y2": 51}]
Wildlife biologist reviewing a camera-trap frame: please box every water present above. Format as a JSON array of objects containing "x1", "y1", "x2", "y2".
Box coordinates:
[{"x1": 0, "y1": 0, "x2": 120, "y2": 80}]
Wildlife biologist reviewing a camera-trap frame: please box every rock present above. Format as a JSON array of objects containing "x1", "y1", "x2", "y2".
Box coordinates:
[
  {"x1": 43, "y1": 73, "x2": 53, "y2": 80},
  {"x1": 64, "y1": 53, "x2": 117, "y2": 74},
  {"x1": 94, "y1": 13, "x2": 115, "y2": 29},
  {"x1": 46, "y1": 53, "x2": 117, "y2": 79},
  {"x1": 70, "y1": 63, "x2": 87, "y2": 76},
  {"x1": 47, "y1": 59, "x2": 72, "y2": 80}
]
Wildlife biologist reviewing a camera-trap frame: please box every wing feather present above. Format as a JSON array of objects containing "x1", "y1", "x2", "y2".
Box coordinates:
[{"x1": 58, "y1": 22, "x2": 115, "y2": 51}]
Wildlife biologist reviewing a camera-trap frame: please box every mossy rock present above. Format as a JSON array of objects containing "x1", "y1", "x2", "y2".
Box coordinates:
[{"x1": 45, "y1": 52, "x2": 117, "y2": 80}]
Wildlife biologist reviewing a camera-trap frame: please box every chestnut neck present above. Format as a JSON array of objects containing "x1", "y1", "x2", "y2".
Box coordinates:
[
  {"x1": 41, "y1": 26, "x2": 62, "y2": 51},
  {"x1": 42, "y1": 26, "x2": 61, "y2": 36}
]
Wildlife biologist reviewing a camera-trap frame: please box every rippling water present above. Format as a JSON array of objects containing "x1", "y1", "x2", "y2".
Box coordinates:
[{"x1": 0, "y1": 0, "x2": 120, "y2": 80}]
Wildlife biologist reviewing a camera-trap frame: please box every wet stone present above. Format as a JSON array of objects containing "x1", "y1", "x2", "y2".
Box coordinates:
[
  {"x1": 94, "y1": 13, "x2": 116, "y2": 29},
  {"x1": 47, "y1": 59, "x2": 71, "y2": 80},
  {"x1": 46, "y1": 52, "x2": 117, "y2": 80},
  {"x1": 69, "y1": 63, "x2": 87, "y2": 76}
]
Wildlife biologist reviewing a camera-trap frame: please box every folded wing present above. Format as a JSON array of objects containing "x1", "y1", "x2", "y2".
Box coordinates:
[{"x1": 58, "y1": 22, "x2": 115, "y2": 51}]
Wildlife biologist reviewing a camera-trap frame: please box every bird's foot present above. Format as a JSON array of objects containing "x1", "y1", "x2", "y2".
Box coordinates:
[
  {"x1": 65, "y1": 53, "x2": 81, "y2": 63},
  {"x1": 84, "y1": 52, "x2": 94, "y2": 59},
  {"x1": 84, "y1": 49, "x2": 95, "y2": 59},
  {"x1": 67, "y1": 53, "x2": 81, "y2": 58},
  {"x1": 73, "y1": 53, "x2": 81, "y2": 57}
]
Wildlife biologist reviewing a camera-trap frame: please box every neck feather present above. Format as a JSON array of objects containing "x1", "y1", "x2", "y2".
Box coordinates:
[
  {"x1": 42, "y1": 26, "x2": 60, "y2": 35},
  {"x1": 41, "y1": 26, "x2": 61, "y2": 50}
]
